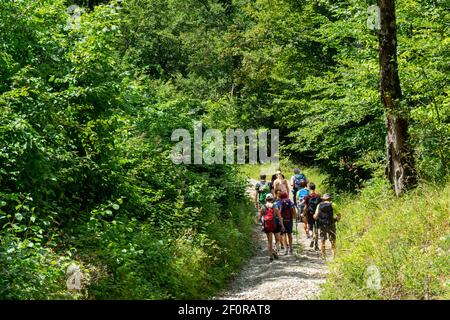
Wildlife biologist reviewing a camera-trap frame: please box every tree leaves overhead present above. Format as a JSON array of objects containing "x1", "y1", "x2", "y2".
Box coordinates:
[{"x1": 222, "y1": 0, "x2": 448, "y2": 188}]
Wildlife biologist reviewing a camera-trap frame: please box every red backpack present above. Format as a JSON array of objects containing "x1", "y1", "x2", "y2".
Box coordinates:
[{"x1": 262, "y1": 205, "x2": 276, "y2": 233}]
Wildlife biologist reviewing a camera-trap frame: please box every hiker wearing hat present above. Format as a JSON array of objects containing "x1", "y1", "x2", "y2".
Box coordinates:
[
  {"x1": 313, "y1": 193, "x2": 341, "y2": 259},
  {"x1": 258, "y1": 193, "x2": 285, "y2": 262}
]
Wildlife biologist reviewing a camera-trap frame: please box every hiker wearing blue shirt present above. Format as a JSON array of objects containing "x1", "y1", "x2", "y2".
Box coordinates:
[
  {"x1": 296, "y1": 179, "x2": 309, "y2": 226},
  {"x1": 290, "y1": 168, "x2": 307, "y2": 206}
]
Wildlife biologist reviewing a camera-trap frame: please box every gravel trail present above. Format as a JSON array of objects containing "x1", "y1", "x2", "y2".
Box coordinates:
[{"x1": 215, "y1": 179, "x2": 329, "y2": 300}]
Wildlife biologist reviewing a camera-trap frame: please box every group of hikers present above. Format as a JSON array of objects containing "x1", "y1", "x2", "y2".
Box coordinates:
[{"x1": 254, "y1": 168, "x2": 340, "y2": 263}]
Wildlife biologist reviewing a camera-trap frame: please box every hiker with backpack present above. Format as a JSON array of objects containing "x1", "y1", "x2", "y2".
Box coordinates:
[
  {"x1": 296, "y1": 179, "x2": 309, "y2": 224},
  {"x1": 290, "y1": 168, "x2": 307, "y2": 205},
  {"x1": 276, "y1": 191, "x2": 297, "y2": 255},
  {"x1": 255, "y1": 174, "x2": 271, "y2": 210},
  {"x1": 273, "y1": 189, "x2": 285, "y2": 252},
  {"x1": 301, "y1": 182, "x2": 321, "y2": 250},
  {"x1": 313, "y1": 194, "x2": 340, "y2": 259},
  {"x1": 258, "y1": 193, "x2": 285, "y2": 262}
]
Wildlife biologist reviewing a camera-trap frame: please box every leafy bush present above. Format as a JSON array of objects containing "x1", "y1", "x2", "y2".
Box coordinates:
[
  {"x1": 0, "y1": 234, "x2": 83, "y2": 300},
  {"x1": 0, "y1": 0, "x2": 255, "y2": 299}
]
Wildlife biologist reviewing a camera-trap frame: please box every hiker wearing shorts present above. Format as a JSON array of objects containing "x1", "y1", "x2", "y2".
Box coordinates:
[
  {"x1": 277, "y1": 192, "x2": 296, "y2": 255},
  {"x1": 296, "y1": 179, "x2": 309, "y2": 224},
  {"x1": 314, "y1": 194, "x2": 340, "y2": 259},
  {"x1": 274, "y1": 189, "x2": 284, "y2": 252},
  {"x1": 302, "y1": 182, "x2": 321, "y2": 250},
  {"x1": 259, "y1": 193, "x2": 285, "y2": 262}
]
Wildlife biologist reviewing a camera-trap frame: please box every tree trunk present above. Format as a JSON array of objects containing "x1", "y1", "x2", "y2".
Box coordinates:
[{"x1": 377, "y1": 0, "x2": 417, "y2": 196}]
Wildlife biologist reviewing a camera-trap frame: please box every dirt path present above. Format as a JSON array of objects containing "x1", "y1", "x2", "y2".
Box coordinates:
[{"x1": 214, "y1": 179, "x2": 329, "y2": 300}]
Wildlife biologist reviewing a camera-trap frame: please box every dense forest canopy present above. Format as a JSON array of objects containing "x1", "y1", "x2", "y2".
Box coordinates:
[{"x1": 0, "y1": 0, "x2": 448, "y2": 299}]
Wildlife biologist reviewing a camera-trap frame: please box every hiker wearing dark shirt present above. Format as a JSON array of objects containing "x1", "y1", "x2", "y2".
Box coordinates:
[
  {"x1": 314, "y1": 194, "x2": 340, "y2": 260},
  {"x1": 302, "y1": 182, "x2": 321, "y2": 250}
]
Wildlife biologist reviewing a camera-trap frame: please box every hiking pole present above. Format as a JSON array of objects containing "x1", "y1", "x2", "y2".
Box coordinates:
[
  {"x1": 295, "y1": 219, "x2": 299, "y2": 255},
  {"x1": 313, "y1": 220, "x2": 319, "y2": 253},
  {"x1": 294, "y1": 209, "x2": 300, "y2": 255}
]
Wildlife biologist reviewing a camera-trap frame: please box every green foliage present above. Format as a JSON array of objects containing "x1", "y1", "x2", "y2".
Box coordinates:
[
  {"x1": 321, "y1": 178, "x2": 450, "y2": 299},
  {"x1": 0, "y1": 0, "x2": 255, "y2": 299},
  {"x1": 223, "y1": 0, "x2": 449, "y2": 189},
  {"x1": 0, "y1": 0, "x2": 448, "y2": 300},
  {"x1": 0, "y1": 234, "x2": 82, "y2": 300}
]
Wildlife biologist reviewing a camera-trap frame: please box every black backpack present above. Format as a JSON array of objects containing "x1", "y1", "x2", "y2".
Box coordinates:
[
  {"x1": 318, "y1": 202, "x2": 334, "y2": 226},
  {"x1": 307, "y1": 194, "x2": 320, "y2": 215}
]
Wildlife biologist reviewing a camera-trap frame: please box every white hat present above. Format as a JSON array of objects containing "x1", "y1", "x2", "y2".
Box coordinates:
[{"x1": 265, "y1": 193, "x2": 274, "y2": 201}]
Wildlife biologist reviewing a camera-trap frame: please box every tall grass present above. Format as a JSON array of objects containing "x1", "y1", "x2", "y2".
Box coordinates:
[{"x1": 322, "y1": 178, "x2": 450, "y2": 299}]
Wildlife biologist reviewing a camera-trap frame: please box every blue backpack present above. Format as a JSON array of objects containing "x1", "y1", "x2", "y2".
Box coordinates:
[{"x1": 293, "y1": 173, "x2": 307, "y2": 190}]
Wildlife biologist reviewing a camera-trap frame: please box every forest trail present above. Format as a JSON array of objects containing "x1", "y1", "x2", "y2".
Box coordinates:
[{"x1": 214, "y1": 179, "x2": 329, "y2": 300}]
